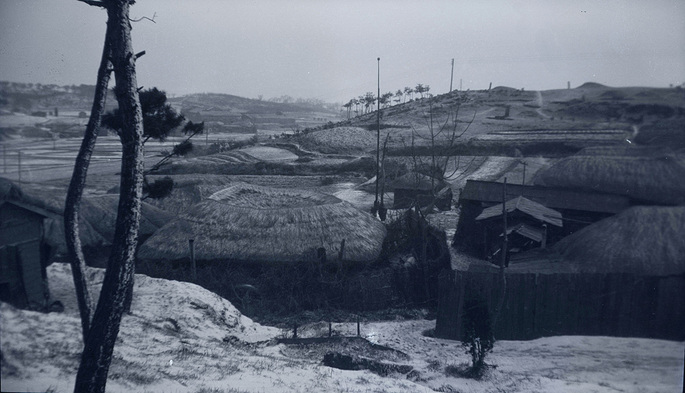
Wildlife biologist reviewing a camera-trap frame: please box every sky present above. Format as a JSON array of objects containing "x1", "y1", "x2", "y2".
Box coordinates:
[{"x1": 1, "y1": 0, "x2": 684, "y2": 103}]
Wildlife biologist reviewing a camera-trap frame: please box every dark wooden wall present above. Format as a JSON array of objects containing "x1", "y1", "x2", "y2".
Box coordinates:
[
  {"x1": 0, "y1": 203, "x2": 48, "y2": 309},
  {"x1": 436, "y1": 269, "x2": 685, "y2": 341}
]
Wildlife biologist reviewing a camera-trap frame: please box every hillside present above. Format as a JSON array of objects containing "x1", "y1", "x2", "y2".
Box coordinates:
[{"x1": 292, "y1": 84, "x2": 685, "y2": 155}]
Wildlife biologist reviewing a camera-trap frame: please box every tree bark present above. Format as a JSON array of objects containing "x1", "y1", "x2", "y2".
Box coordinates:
[
  {"x1": 64, "y1": 15, "x2": 113, "y2": 343},
  {"x1": 74, "y1": 1, "x2": 145, "y2": 391}
]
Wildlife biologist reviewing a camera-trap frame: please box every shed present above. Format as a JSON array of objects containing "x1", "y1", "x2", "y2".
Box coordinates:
[
  {"x1": 474, "y1": 196, "x2": 563, "y2": 261},
  {"x1": 475, "y1": 196, "x2": 563, "y2": 227},
  {"x1": 453, "y1": 180, "x2": 631, "y2": 258},
  {"x1": 0, "y1": 200, "x2": 54, "y2": 309}
]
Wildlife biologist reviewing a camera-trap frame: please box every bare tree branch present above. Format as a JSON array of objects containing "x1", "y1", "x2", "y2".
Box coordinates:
[{"x1": 130, "y1": 12, "x2": 156, "y2": 23}]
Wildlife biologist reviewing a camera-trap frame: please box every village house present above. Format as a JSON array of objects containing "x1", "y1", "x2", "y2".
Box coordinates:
[
  {"x1": 474, "y1": 195, "x2": 563, "y2": 263},
  {"x1": 0, "y1": 199, "x2": 56, "y2": 310},
  {"x1": 453, "y1": 179, "x2": 631, "y2": 258}
]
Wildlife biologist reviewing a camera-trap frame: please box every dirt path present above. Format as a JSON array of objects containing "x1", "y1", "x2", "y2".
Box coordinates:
[{"x1": 535, "y1": 90, "x2": 550, "y2": 119}]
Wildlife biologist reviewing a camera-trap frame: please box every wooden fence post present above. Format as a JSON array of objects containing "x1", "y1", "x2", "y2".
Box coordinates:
[
  {"x1": 188, "y1": 238, "x2": 196, "y2": 282},
  {"x1": 338, "y1": 239, "x2": 345, "y2": 260}
]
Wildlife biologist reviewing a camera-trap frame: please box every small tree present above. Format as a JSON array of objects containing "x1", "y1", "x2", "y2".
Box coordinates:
[
  {"x1": 404, "y1": 86, "x2": 413, "y2": 102},
  {"x1": 381, "y1": 92, "x2": 394, "y2": 108},
  {"x1": 415, "y1": 83, "x2": 425, "y2": 99},
  {"x1": 461, "y1": 291, "x2": 494, "y2": 378},
  {"x1": 394, "y1": 89, "x2": 403, "y2": 105},
  {"x1": 343, "y1": 100, "x2": 353, "y2": 120},
  {"x1": 364, "y1": 92, "x2": 376, "y2": 114}
]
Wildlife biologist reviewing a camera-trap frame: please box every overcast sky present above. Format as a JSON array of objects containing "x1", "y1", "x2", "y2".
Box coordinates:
[{"x1": 1, "y1": 0, "x2": 683, "y2": 103}]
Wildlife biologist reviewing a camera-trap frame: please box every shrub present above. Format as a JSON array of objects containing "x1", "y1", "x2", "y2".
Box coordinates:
[{"x1": 460, "y1": 291, "x2": 494, "y2": 378}]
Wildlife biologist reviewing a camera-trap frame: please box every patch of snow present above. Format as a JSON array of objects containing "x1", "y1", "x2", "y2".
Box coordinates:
[{"x1": 2, "y1": 262, "x2": 683, "y2": 393}]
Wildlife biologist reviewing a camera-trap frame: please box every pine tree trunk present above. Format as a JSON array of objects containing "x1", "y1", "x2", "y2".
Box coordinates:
[
  {"x1": 74, "y1": 1, "x2": 144, "y2": 391},
  {"x1": 64, "y1": 16, "x2": 113, "y2": 343}
]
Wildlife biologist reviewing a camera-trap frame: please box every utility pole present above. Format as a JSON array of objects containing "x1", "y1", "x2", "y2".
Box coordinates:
[
  {"x1": 374, "y1": 57, "x2": 381, "y2": 217},
  {"x1": 18, "y1": 151, "x2": 22, "y2": 182},
  {"x1": 522, "y1": 161, "x2": 527, "y2": 185},
  {"x1": 450, "y1": 58, "x2": 454, "y2": 92},
  {"x1": 501, "y1": 177, "x2": 508, "y2": 269}
]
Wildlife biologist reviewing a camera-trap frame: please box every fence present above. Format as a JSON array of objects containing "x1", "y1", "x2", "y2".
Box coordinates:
[{"x1": 435, "y1": 269, "x2": 685, "y2": 341}]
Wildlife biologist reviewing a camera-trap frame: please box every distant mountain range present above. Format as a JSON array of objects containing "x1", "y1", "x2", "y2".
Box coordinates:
[{"x1": 0, "y1": 81, "x2": 343, "y2": 136}]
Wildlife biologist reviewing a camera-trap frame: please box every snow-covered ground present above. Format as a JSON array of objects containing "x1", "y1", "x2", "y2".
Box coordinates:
[{"x1": 2, "y1": 263, "x2": 683, "y2": 393}]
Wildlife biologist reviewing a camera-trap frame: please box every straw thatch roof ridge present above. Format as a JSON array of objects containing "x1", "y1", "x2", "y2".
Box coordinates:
[
  {"x1": 138, "y1": 183, "x2": 386, "y2": 264},
  {"x1": 207, "y1": 182, "x2": 340, "y2": 209},
  {"x1": 552, "y1": 206, "x2": 685, "y2": 276}
]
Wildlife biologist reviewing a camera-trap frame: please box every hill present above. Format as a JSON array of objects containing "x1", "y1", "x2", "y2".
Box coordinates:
[{"x1": 287, "y1": 84, "x2": 685, "y2": 155}]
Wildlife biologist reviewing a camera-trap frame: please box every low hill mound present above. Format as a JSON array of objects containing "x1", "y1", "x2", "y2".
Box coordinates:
[{"x1": 576, "y1": 82, "x2": 607, "y2": 89}]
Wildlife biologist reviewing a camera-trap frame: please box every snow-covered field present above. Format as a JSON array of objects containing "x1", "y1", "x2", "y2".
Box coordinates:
[{"x1": 1, "y1": 263, "x2": 683, "y2": 393}]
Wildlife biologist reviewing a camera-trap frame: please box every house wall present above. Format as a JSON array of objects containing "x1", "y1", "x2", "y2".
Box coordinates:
[
  {"x1": 435, "y1": 269, "x2": 685, "y2": 341},
  {"x1": 0, "y1": 203, "x2": 47, "y2": 309}
]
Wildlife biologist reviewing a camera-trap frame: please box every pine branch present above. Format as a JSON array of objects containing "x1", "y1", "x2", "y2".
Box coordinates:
[{"x1": 78, "y1": 0, "x2": 106, "y2": 7}]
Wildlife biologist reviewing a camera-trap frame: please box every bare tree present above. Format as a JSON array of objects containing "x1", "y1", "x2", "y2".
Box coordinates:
[
  {"x1": 73, "y1": 0, "x2": 146, "y2": 391},
  {"x1": 408, "y1": 98, "x2": 477, "y2": 201}
]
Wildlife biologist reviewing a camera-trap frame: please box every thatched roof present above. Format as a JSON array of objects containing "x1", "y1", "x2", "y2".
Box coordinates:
[
  {"x1": 476, "y1": 196, "x2": 563, "y2": 227},
  {"x1": 138, "y1": 183, "x2": 386, "y2": 264},
  {"x1": 460, "y1": 180, "x2": 631, "y2": 214},
  {"x1": 551, "y1": 206, "x2": 685, "y2": 276},
  {"x1": 0, "y1": 178, "x2": 174, "y2": 254},
  {"x1": 390, "y1": 173, "x2": 448, "y2": 191},
  {"x1": 533, "y1": 150, "x2": 685, "y2": 205}
]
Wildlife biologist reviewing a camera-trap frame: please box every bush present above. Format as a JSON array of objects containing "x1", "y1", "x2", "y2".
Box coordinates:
[{"x1": 460, "y1": 291, "x2": 494, "y2": 378}]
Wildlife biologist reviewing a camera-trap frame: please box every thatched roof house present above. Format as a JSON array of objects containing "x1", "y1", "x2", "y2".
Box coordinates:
[
  {"x1": 0, "y1": 178, "x2": 174, "y2": 258},
  {"x1": 534, "y1": 148, "x2": 685, "y2": 205},
  {"x1": 551, "y1": 206, "x2": 685, "y2": 276},
  {"x1": 138, "y1": 183, "x2": 386, "y2": 264},
  {"x1": 1, "y1": 199, "x2": 55, "y2": 310}
]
